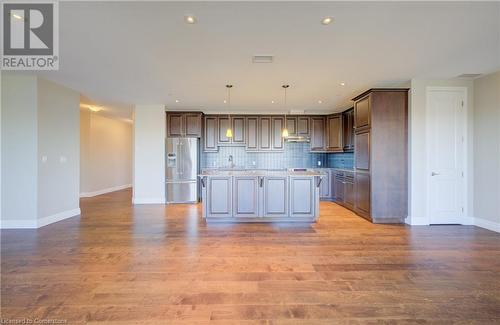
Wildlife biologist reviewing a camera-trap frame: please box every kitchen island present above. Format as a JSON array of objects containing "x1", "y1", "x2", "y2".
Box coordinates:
[{"x1": 199, "y1": 169, "x2": 324, "y2": 222}]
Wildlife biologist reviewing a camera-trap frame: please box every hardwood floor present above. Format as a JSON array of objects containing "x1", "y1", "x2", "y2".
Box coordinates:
[{"x1": 2, "y1": 188, "x2": 500, "y2": 324}]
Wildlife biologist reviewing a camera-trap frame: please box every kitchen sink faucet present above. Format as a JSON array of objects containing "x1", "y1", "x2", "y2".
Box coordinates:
[{"x1": 228, "y1": 155, "x2": 234, "y2": 168}]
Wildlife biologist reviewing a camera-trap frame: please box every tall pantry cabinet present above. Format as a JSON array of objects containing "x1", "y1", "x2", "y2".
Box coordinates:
[{"x1": 352, "y1": 89, "x2": 408, "y2": 223}]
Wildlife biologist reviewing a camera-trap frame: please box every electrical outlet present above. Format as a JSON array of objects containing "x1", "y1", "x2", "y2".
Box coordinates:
[
  {"x1": 41, "y1": 155, "x2": 48, "y2": 163},
  {"x1": 60, "y1": 156, "x2": 67, "y2": 164},
  {"x1": 317, "y1": 161, "x2": 321, "y2": 167},
  {"x1": 252, "y1": 161, "x2": 256, "y2": 166}
]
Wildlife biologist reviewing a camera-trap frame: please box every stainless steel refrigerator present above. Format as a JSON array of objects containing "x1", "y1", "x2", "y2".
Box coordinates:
[{"x1": 166, "y1": 138, "x2": 199, "y2": 203}]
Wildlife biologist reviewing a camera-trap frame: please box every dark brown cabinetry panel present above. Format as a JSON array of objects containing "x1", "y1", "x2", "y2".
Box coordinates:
[
  {"x1": 185, "y1": 113, "x2": 202, "y2": 137},
  {"x1": 334, "y1": 172, "x2": 344, "y2": 202},
  {"x1": 355, "y1": 172, "x2": 370, "y2": 219},
  {"x1": 218, "y1": 117, "x2": 231, "y2": 144},
  {"x1": 286, "y1": 117, "x2": 297, "y2": 136},
  {"x1": 167, "y1": 112, "x2": 202, "y2": 138},
  {"x1": 203, "y1": 116, "x2": 218, "y2": 152},
  {"x1": 232, "y1": 117, "x2": 246, "y2": 144},
  {"x1": 343, "y1": 109, "x2": 354, "y2": 151},
  {"x1": 259, "y1": 117, "x2": 272, "y2": 151},
  {"x1": 272, "y1": 116, "x2": 285, "y2": 151},
  {"x1": 355, "y1": 131, "x2": 370, "y2": 170},
  {"x1": 354, "y1": 95, "x2": 370, "y2": 130},
  {"x1": 246, "y1": 117, "x2": 259, "y2": 151},
  {"x1": 297, "y1": 117, "x2": 310, "y2": 136},
  {"x1": 344, "y1": 172, "x2": 355, "y2": 210},
  {"x1": 310, "y1": 117, "x2": 325, "y2": 151},
  {"x1": 326, "y1": 114, "x2": 343, "y2": 152},
  {"x1": 167, "y1": 113, "x2": 184, "y2": 137}
]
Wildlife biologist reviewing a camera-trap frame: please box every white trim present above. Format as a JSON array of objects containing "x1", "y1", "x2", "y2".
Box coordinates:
[
  {"x1": 38, "y1": 208, "x2": 81, "y2": 228},
  {"x1": 132, "y1": 197, "x2": 166, "y2": 204},
  {"x1": 474, "y1": 218, "x2": 500, "y2": 233},
  {"x1": 425, "y1": 86, "x2": 469, "y2": 225},
  {"x1": 0, "y1": 208, "x2": 81, "y2": 229},
  {"x1": 80, "y1": 184, "x2": 131, "y2": 198}
]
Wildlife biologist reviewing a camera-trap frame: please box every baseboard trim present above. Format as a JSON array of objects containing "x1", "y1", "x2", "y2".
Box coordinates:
[
  {"x1": 80, "y1": 184, "x2": 131, "y2": 198},
  {"x1": 1, "y1": 208, "x2": 81, "y2": 229},
  {"x1": 38, "y1": 208, "x2": 81, "y2": 228},
  {"x1": 474, "y1": 218, "x2": 500, "y2": 233},
  {"x1": 132, "y1": 197, "x2": 166, "y2": 204}
]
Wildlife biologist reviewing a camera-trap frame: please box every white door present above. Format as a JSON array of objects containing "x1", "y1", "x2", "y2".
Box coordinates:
[{"x1": 427, "y1": 88, "x2": 466, "y2": 224}]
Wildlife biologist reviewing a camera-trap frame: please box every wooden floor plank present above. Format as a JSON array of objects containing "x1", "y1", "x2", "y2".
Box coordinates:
[{"x1": 2, "y1": 188, "x2": 500, "y2": 323}]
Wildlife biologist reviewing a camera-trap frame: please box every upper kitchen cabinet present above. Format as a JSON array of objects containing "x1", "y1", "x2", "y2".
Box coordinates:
[
  {"x1": 258, "y1": 116, "x2": 272, "y2": 151},
  {"x1": 285, "y1": 116, "x2": 310, "y2": 137},
  {"x1": 166, "y1": 112, "x2": 202, "y2": 138},
  {"x1": 204, "y1": 115, "x2": 218, "y2": 152},
  {"x1": 310, "y1": 116, "x2": 326, "y2": 151},
  {"x1": 343, "y1": 108, "x2": 354, "y2": 152},
  {"x1": 351, "y1": 88, "x2": 409, "y2": 223},
  {"x1": 354, "y1": 95, "x2": 370, "y2": 130},
  {"x1": 326, "y1": 114, "x2": 343, "y2": 152},
  {"x1": 218, "y1": 116, "x2": 246, "y2": 146},
  {"x1": 246, "y1": 116, "x2": 259, "y2": 151},
  {"x1": 271, "y1": 116, "x2": 285, "y2": 151}
]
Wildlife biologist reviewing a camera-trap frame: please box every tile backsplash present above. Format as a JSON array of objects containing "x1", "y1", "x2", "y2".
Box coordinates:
[{"x1": 201, "y1": 142, "x2": 354, "y2": 169}]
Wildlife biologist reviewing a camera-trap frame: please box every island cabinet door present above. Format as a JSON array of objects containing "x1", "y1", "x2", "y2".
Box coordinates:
[
  {"x1": 263, "y1": 176, "x2": 288, "y2": 217},
  {"x1": 233, "y1": 176, "x2": 259, "y2": 218},
  {"x1": 289, "y1": 177, "x2": 315, "y2": 218},
  {"x1": 207, "y1": 177, "x2": 233, "y2": 218}
]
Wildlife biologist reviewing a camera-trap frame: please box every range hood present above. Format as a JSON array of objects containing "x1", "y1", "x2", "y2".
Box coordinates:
[{"x1": 284, "y1": 135, "x2": 310, "y2": 143}]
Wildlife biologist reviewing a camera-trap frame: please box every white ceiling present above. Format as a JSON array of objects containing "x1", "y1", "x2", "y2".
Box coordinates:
[{"x1": 36, "y1": 1, "x2": 499, "y2": 117}]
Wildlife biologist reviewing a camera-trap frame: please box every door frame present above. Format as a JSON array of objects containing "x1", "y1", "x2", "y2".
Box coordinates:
[{"x1": 425, "y1": 86, "x2": 469, "y2": 225}]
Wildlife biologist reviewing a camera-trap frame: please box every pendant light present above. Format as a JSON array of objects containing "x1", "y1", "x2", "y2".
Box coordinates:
[
  {"x1": 282, "y1": 84, "x2": 290, "y2": 138},
  {"x1": 225, "y1": 84, "x2": 233, "y2": 138}
]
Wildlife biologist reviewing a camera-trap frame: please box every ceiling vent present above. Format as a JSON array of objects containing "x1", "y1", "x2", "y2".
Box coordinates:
[
  {"x1": 252, "y1": 55, "x2": 273, "y2": 63},
  {"x1": 457, "y1": 73, "x2": 482, "y2": 78}
]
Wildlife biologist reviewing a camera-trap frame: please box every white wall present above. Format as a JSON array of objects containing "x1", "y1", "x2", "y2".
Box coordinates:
[
  {"x1": 408, "y1": 78, "x2": 474, "y2": 225},
  {"x1": 473, "y1": 71, "x2": 500, "y2": 232},
  {"x1": 80, "y1": 111, "x2": 132, "y2": 196},
  {"x1": 37, "y1": 78, "x2": 80, "y2": 226},
  {"x1": 132, "y1": 105, "x2": 166, "y2": 204},
  {"x1": 1, "y1": 75, "x2": 81, "y2": 229},
  {"x1": 1, "y1": 75, "x2": 38, "y2": 228}
]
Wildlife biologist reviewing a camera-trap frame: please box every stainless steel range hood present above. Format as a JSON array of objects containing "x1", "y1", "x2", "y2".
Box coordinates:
[{"x1": 284, "y1": 136, "x2": 310, "y2": 143}]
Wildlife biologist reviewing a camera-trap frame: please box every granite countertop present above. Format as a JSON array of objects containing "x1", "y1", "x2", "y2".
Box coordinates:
[
  {"x1": 199, "y1": 169, "x2": 324, "y2": 177},
  {"x1": 330, "y1": 168, "x2": 355, "y2": 173}
]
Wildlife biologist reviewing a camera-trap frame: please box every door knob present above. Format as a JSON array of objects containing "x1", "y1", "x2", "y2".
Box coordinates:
[{"x1": 431, "y1": 172, "x2": 440, "y2": 176}]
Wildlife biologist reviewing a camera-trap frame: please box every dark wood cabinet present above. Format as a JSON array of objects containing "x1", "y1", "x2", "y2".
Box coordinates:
[
  {"x1": 246, "y1": 116, "x2": 259, "y2": 151},
  {"x1": 297, "y1": 116, "x2": 310, "y2": 136},
  {"x1": 354, "y1": 95, "x2": 370, "y2": 130},
  {"x1": 167, "y1": 112, "x2": 202, "y2": 138},
  {"x1": 351, "y1": 88, "x2": 408, "y2": 223},
  {"x1": 326, "y1": 114, "x2": 343, "y2": 152},
  {"x1": 271, "y1": 116, "x2": 285, "y2": 151},
  {"x1": 204, "y1": 115, "x2": 218, "y2": 152},
  {"x1": 259, "y1": 117, "x2": 272, "y2": 151},
  {"x1": 310, "y1": 117, "x2": 326, "y2": 151},
  {"x1": 217, "y1": 117, "x2": 231, "y2": 144},
  {"x1": 286, "y1": 117, "x2": 297, "y2": 136},
  {"x1": 354, "y1": 172, "x2": 370, "y2": 219},
  {"x1": 343, "y1": 108, "x2": 354, "y2": 152},
  {"x1": 334, "y1": 171, "x2": 344, "y2": 202},
  {"x1": 344, "y1": 172, "x2": 355, "y2": 210},
  {"x1": 232, "y1": 117, "x2": 246, "y2": 144},
  {"x1": 355, "y1": 130, "x2": 370, "y2": 170}
]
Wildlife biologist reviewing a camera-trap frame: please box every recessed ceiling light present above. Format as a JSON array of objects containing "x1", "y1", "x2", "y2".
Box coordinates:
[
  {"x1": 185, "y1": 15, "x2": 197, "y2": 24},
  {"x1": 340, "y1": 82, "x2": 346, "y2": 86},
  {"x1": 318, "y1": 100, "x2": 323, "y2": 104},
  {"x1": 271, "y1": 100, "x2": 275, "y2": 104},
  {"x1": 223, "y1": 100, "x2": 227, "y2": 104},
  {"x1": 321, "y1": 17, "x2": 333, "y2": 25},
  {"x1": 175, "y1": 99, "x2": 180, "y2": 103}
]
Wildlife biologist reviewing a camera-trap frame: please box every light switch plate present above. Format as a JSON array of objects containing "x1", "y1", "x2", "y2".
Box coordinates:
[{"x1": 60, "y1": 156, "x2": 67, "y2": 163}]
